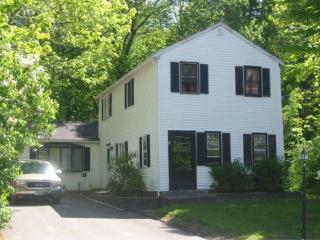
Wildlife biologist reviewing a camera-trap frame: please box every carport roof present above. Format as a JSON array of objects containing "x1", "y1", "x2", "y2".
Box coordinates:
[{"x1": 41, "y1": 122, "x2": 99, "y2": 142}]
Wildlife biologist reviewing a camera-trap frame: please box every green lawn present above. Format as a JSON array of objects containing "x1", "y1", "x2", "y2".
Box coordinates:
[{"x1": 152, "y1": 199, "x2": 320, "y2": 240}]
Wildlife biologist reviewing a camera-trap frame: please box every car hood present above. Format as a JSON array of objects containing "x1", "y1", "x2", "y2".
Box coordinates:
[{"x1": 16, "y1": 174, "x2": 60, "y2": 182}]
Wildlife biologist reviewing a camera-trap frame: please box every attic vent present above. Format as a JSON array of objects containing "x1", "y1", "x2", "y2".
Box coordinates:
[{"x1": 217, "y1": 27, "x2": 224, "y2": 36}]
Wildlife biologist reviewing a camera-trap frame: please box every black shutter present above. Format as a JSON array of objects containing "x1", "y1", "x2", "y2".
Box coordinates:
[
  {"x1": 128, "y1": 81, "x2": 132, "y2": 106},
  {"x1": 147, "y1": 134, "x2": 150, "y2": 167},
  {"x1": 268, "y1": 135, "x2": 277, "y2": 160},
  {"x1": 124, "y1": 141, "x2": 128, "y2": 156},
  {"x1": 200, "y1": 64, "x2": 209, "y2": 94},
  {"x1": 30, "y1": 149, "x2": 37, "y2": 159},
  {"x1": 115, "y1": 144, "x2": 119, "y2": 158},
  {"x1": 124, "y1": 83, "x2": 127, "y2": 109},
  {"x1": 243, "y1": 134, "x2": 252, "y2": 166},
  {"x1": 83, "y1": 147, "x2": 91, "y2": 171},
  {"x1": 222, "y1": 133, "x2": 231, "y2": 163},
  {"x1": 101, "y1": 99, "x2": 104, "y2": 120},
  {"x1": 197, "y1": 132, "x2": 206, "y2": 165},
  {"x1": 262, "y1": 68, "x2": 270, "y2": 97},
  {"x1": 139, "y1": 137, "x2": 143, "y2": 168},
  {"x1": 235, "y1": 66, "x2": 244, "y2": 95},
  {"x1": 109, "y1": 93, "x2": 112, "y2": 116},
  {"x1": 171, "y1": 62, "x2": 180, "y2": 92},
  {"x1": 131, "y1": 79, "x2": 134, "y2": 106}
]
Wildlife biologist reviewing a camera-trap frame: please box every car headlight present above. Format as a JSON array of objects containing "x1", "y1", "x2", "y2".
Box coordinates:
[{"x1": 15, "y1": 179, "x2": 25, "y2": 186}]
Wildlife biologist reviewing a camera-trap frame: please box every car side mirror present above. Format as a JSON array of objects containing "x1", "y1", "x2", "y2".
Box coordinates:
[{"x1": 56, "y1": 169, "x2": 62, "y2": 174}]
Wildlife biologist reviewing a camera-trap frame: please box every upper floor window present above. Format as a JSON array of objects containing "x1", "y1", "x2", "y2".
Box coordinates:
[
  {"x1": 171, "y1": 62, "x2": 208, "y2": 94},
  {"x1": 101, "y1": 93, "x2": 112, "y2": 121},
  {"x1": 245, "y1": 66, "x2": 261, "y2": 96},
  {"x1": 235, "y1": 66, "x2": 270, "y2": 97},
  {"x1": 125, "y1": 79, "x2": 134, "y2": 109},
  {"x1": 181, "y1": 63, "x2": 199, "y2": 93}
]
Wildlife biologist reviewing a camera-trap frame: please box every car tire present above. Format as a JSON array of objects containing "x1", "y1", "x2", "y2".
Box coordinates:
[{"x1": 51, "y1": 197, "x2": 61, "y2": 205}]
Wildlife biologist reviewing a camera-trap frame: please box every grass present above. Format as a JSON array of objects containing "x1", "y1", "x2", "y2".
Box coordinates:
[{"x1": 152, "y1": 199, "x2": 320, "y2": 240}]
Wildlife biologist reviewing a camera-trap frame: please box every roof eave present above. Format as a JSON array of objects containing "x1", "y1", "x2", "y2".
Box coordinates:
[{"x1": 95, "y1": 56, "x2": 158, "y2": 99}]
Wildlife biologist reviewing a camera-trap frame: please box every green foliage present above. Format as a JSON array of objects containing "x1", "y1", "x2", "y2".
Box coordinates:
[
  {"x1": 107, "y1": 154, "x2": 146, "y2": 196},
  {"x1": 0, "y1": 201, "x2": 13, "y2": 230},
  {"x1": 0, "y1": 0, "x2": 57, "y2": 229},
  {"x1": 252, "y1": 159, "x2": 287, "y2": 192},
  {"x1": 211, "y1": 159, "x2": 287, "y2": 192},
  {"x1": 210, "y1": 161, "x2": 252, "y2": 192},
  {"x1": 288, "y1": 138, "x2": 320, "y2": 195},
  {"x1": 153, "y1": 199, "x2": 320, "y2": 239}
]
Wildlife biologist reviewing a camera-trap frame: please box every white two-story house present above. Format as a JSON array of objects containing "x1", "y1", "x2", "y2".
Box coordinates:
[
  {"x1": 21, "y1": 22, "x2": 284, "y2": 192},
  {"x1": 97, "y1": 22, "x2": 284, "y2": 192}
]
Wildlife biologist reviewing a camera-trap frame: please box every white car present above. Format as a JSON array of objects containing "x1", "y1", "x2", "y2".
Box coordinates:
[{"x1": 13, "y1": 160, "x2": 64, "y2": 204}]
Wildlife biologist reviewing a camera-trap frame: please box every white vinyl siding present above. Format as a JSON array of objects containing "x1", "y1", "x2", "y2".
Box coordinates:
[
  {"x1": 98, "y1": 62, "x2": 159, "y2": 191},
  {"x1": 157, "y1": 26, "x2": 284, "y2": 191}
]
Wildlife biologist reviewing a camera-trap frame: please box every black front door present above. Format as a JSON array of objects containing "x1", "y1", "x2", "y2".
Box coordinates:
[{"x1": 168, "y1": 131, "x2": 197, "y2": 190}]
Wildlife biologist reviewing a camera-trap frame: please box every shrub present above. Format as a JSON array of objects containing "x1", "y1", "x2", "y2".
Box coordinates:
[
  {"x1": 0, "y1": 200, "x2": 13, "y2": 230},
  {"x1": 210, "y1": 160, "x2": 252, "y2": 192},
  {"x1": 107, "y1": 154, "x2": 146, "y2": 196},
  {"x1": 288, "y1": 137, "x2": 320, "y2": 195},
  {"x1": 252, "y1": 158, "x2": 287, "y2": 192}
]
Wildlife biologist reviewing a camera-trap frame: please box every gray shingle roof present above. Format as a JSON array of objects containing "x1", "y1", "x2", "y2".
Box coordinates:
[{"x1": 47, "y1": 122, "x2": 99, "y2": 141}]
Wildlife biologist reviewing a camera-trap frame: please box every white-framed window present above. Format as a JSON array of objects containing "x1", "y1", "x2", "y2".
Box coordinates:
[
  {"x1": 139, "y1": 134, "x2": 150, "y2": 168},
  {"x1": 244, "y1": 66, "x2": 262, "y2": 97},
  {"x1": 253, "y1": 133, "x2": 267, "y2": 162},
  {"x1": 37, "y1": 147, "x2": 50, "y2": 160},
  {"x1": 101, "y1": 93, "x2": 112, "y2": 121},
  {"x1": 143, "y1": 135, "x2": 148, "y2": 166},
  {"x1": 180, "y1": 62, "x2": 199, "y2": 94},
  {"x1": 206, "y1": 132, "x2": 220, "y2": 158},
  {"x1": 125, "y1": 79, "x2": 134, "y2": 109},
  {"x1": 115, "y1": 141, "x2": 128, "y2": 158}
]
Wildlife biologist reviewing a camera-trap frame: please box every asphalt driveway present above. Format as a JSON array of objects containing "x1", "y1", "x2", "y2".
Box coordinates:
[{"x1": 6, "y1": 194, "x2": 205, "y2": 240}]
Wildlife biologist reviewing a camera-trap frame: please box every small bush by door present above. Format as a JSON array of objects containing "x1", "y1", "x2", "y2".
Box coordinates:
[{"x1": 107, "y1": 154, "x2": 146, "y2": 196}]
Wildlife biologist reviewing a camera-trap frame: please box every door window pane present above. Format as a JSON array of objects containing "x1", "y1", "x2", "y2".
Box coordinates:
[{"x1": 172, "y1": 136, "x2": 192, "y2": 171}]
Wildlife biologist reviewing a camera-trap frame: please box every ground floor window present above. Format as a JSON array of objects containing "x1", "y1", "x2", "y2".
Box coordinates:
[
  {"x1": 115, "y1": 141, "x2": 128, "y2": 158},
  {"x1": 252, "y1": 133, "x2": 267, "y2": 161},
  {"x1": 30, "y1": 145, "x2": 90, "y2": 172},
  {"x1": 206, "y1": 132, "x2": 221, "y2": 159},
  {"x1": 139, "y1": 134, "x2": 150, "y2": 168}
]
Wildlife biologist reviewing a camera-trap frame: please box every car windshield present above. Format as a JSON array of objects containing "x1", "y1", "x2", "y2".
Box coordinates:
[{"x1": 22, "y1": 162, "x2": 55, "y2": 175}]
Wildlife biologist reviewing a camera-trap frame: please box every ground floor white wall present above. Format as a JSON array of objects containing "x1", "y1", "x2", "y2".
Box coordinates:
[
  {"x1": 19, "y1": 143, "x2": 105, "y2": 191},
  {"x1": 158, "y1": 128, "x2": 284, "y2": 192}
]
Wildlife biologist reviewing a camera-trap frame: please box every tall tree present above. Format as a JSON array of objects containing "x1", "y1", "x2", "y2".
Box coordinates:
[
  {"x1": 43, "y1": 0, "x2": 133, "y2": 121},
  {"x1": 272, "y1": 0, "x2": 320, "y2": 144},
  {"x1": 112, "y1": 0, "x2": 172, "y2": 79},
  {"x1": 0, "y1": 0, "x2": 56, "y2": 229}
]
